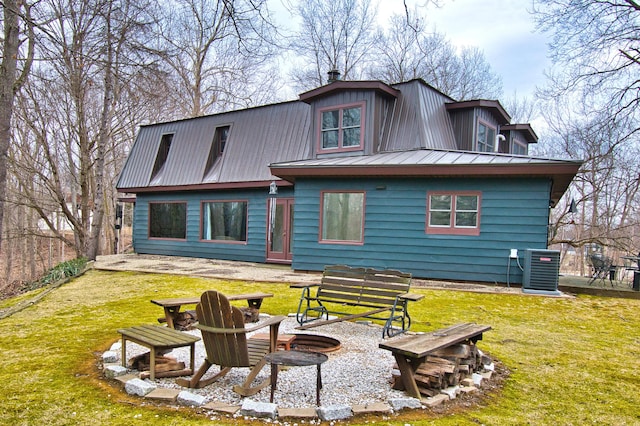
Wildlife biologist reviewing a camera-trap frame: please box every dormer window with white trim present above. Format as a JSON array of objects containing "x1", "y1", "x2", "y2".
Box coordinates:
[
  {"x1": 318, "y1": 102, "x2": 365, "y2": 152},
  {"x1": 476, "y1": 120, "x2": 496, "y2": 152}
]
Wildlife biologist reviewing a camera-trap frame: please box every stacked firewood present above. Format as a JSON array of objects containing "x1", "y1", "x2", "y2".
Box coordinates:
[
  {"x1": 172, "y1": 310, "x2": 197, "y2": 330},
  {"x1": 392, "y1": 343, "x2": 491, "y2": 397},
  {"x1": 130, "y1": 351, "x2": 186, "y2": 379},
  {"x1": 165, "y1": 307, "x2": 258, "y2": 331}
]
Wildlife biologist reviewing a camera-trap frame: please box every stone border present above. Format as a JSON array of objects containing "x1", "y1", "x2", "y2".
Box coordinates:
[{"x1": 101, "y1": 342, "x2": 496, "y2": 422}]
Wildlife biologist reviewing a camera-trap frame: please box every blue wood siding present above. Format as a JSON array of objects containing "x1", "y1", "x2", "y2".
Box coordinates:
[
  {"x1": 291, "y1": 178, "x2": 551, "y2": 284},
  {"x1": 132, "y1": 189, "x2": 293, "y2": 262}
]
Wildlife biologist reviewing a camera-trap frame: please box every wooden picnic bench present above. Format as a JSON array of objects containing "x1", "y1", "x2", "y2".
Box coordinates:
[
  {"x1": 379, "y1": 322, "x2": 491, "y2": 399},
  {"x1": 151, "y1": 292, "x2": 273, "y2": 329},
  {"x1": 292, "y1": 265, "x2": 424, "y2": 338}
]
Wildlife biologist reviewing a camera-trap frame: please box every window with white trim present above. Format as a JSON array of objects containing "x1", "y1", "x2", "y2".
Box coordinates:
[
  {"x1": 319, "y1": 103, "x2": 364, "y2": 151},
  {"x1": 477, "y1": 121, "x2": 496, "y2": 152},
  {"x1": 426, "y1": 192, "x2": 481, "y2": 235}
]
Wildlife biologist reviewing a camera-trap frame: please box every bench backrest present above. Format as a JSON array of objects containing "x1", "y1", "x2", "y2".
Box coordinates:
[{"x1": 317, "y1": 265, "x2": 412, "y2": 308}]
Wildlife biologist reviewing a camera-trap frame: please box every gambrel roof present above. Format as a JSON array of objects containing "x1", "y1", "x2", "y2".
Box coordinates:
[{"x1": 116, "y1": 79, "x2": 581, "y2": 205}]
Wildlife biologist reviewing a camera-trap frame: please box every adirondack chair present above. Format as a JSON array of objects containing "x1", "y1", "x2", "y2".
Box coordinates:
[{"x1": 175, "y1": 290, "x2": 285, "y2": 395}]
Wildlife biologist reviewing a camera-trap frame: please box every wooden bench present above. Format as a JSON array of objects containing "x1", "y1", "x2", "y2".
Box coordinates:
[
  {"x1": 117, "y1": 324, "x2": 200, "y2": 381},
  {"x1": 379, "y1": 323, "x2": 491, "y2": 399},
  {"x1": 151, "y1": 292, "x2": 273, "y2": 329},
  {"x1": 292, "y1": 265, "x2": 423, "y2": 338}
]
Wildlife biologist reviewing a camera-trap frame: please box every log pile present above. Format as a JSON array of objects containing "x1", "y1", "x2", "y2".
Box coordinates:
[
  {"x1": 161, "y1": 307, "x2": 259, "y2": 330},
  {"x1": 391, "y1": 343, "x2": 491, "y2": 397},
  {"x1": 130, "y1": 351, "x2": 188, "y2": 379},
  {"x1": 172, "y1": 310, "x2": 197, "y2": 330}
]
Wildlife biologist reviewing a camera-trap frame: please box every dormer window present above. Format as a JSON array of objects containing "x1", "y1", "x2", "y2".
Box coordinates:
[
  {"x1": 318, "y1": 102, "x2": 365, "y2": 152},
  {"x1": 512, "y1": 136, "x2": 527, "y2": 155},
  {"x1": 150, "y1": 133, "x2": 173, "y2": 182},
  {"x1": 476, "y1": 120, "x2": 496, "y2": 152},
  {"x1": 204, "y1": 125, "x2": 230, "y2": 176}
]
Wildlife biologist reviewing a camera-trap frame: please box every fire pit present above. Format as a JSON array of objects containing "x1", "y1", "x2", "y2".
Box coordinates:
[{"x1": 290, "y1": 334, "x2": 341, "y2": 353}]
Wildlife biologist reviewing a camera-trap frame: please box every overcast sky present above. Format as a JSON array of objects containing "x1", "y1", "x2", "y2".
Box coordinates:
[
  {"x1": 382, "y1": 0, "x2": 550, "y2": 99},
  {"x1": 271, "y1": 0, "x2": 551, "y2": 100}
]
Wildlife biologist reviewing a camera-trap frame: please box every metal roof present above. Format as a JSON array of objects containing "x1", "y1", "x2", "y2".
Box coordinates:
[
  {"x1": 116, "y1": 101, "x2": 311, "y2": 192},
  {"x1": 269, "y1": 149, "x2": 582, "y2": 206},
  {"x1": 384, "y1": 80, "x2": 458, "y2": 151},
  {"x1": 116, "y1": 79, "x2": 580, "y2": 206}
]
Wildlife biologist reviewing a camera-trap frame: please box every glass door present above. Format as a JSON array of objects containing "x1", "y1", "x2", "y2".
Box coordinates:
[{"x1": 267, "y1": 198, "x2": 294, "y2": 263}]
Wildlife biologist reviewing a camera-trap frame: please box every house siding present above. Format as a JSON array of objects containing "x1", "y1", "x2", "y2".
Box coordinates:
[
  {"x1": 291, "y1": 177, "x2": 551, "y2": 284},
  {"x1": 131, "y1": 188, "x2": 294, "y2": 262}
]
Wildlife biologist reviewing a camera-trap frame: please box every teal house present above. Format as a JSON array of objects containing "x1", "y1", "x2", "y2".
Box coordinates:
[{"x1": 116, "y1": 78, "x2": 581, "y2": 284}]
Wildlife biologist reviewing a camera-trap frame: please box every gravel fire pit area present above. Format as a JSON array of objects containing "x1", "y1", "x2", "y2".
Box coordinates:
[{"x1": 101, "y1": 315, "x2": 498, "y2": 422}]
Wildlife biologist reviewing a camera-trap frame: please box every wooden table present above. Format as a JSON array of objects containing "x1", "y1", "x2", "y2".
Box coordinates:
[
  {"x1": 251, "y1": 333, "x2": 297, "y2": 350},
  {"x1": 117, "y1": 324, "x2": 200, "y2": 380},
  {"x1": 379, "y1": 323, "x2": 491, "y2": 399},
  {"x1": 151, "y1": 292, "x2": 273, "y2": 329},
  {"x1": 264, "y1": 350, "x2": 328, "y2": 406}
]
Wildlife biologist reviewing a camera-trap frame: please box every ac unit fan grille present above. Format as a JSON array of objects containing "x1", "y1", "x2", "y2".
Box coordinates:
[{"x1": 523, "y1": 249, "x2": 560, "y2": 291}]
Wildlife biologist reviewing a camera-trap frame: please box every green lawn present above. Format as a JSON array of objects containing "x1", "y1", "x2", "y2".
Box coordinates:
[{"x1": 1, "y1": 270, "x2": 639, "y2": 425}]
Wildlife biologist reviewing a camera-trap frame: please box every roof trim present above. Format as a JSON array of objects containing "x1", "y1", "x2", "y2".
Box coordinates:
[
  {"x1": 117, "y1": 179, "x2": 293, "y2": 194},
  {"x1": 501, "y1": 123, "x2": 539, "y2": 143},
  {"x1": 445, "y1": 99, "x2": 511, "y2": 124},
  {"x1": 299, "y1": 80, "x2": 400, "y2": 103},
  {"x1": 269, "y1": 152, "x2": 582, "y2": 207}
]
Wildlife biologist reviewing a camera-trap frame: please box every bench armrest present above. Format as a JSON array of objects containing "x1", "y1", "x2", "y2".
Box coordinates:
[
  {"x1": 290, "y1": 282, "x2": 319, "y2": 289},
  {"x1": 398, "y1": 293, "x2": 424, "y2": 301}
]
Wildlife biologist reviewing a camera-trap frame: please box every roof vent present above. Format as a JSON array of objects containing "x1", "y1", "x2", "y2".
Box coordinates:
[{"x1": 327, "y1": 69, "x2": 341, "y2": 83}]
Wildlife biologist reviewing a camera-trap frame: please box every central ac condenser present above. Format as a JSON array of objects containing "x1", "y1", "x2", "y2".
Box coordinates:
[{"x1": 522, "y1": 249, "x2": 561, "y2": 295}]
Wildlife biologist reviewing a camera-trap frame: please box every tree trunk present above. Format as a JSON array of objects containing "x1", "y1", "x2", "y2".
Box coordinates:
[
  {"x1": 0, "y1": 1, "x2": 22, "y2": 250},
  {"x1": 87, "y1": 2, "x2": 114, "y2": 261}
]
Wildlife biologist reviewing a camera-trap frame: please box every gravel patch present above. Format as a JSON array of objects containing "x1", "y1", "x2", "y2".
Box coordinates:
[{"x1": 119, "y1": 316, "x2": 408, "y2": 408}]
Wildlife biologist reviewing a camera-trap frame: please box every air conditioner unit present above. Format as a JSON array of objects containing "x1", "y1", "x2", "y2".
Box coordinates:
[{"x1": 522, "y1": 249, "x2": 561, "y2": 295}]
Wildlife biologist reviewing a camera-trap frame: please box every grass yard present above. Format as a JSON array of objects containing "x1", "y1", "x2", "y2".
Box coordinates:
[{"x1": 0, "y1": 269, "x2": 639, "y2": 425}]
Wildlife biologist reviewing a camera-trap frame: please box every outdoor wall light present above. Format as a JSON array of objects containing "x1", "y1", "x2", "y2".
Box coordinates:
[{"x1": 269, "y1": 181, "x2": 278, "y2": 195}]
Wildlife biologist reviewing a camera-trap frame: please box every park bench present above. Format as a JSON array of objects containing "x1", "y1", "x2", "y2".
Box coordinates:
[
  {"x1": 379, "y1": 322, "x2": 491, "y2": 398},
  {"x1": 292, "y1": 265, "x2": 423, "y2": 338},
  {"x1": 151, "y1": 292, "x2": 273, "y2": 329}
]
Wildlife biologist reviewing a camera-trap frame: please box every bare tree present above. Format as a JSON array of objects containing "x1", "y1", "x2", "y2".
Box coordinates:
[
  {"x1": 369, "y1": 11, "x2": 502, "y2": 100},
  {"x1": 157, "y1": 0, "x2": 280, "y2": 117},
  {"x1": 533, "y1": 1, "x2": 640, "y2": 271},
  {"x1": 542, "y1": 99, "x2": 640, "y2": 273},
  {"x1": 533, "y1": 0, "x2": 640, "y2": 134},
  {"x1": 8, "y1": 0, "x2": 159, "y2": 261},
  {"x1": 287, "y1": 0, "x2": 379, "y2": 90},
  {"x1": 0, "y1": 0, "x2": 34, "y2": 249}
]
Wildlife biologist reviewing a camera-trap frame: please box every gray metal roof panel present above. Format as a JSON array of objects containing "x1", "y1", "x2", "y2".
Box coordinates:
[
  {"x1": 270, "y1": 148, "x2": 581, "y2": 168},
  {"x1": 117, "y1": 101, "x2": 310, "y2": 189}
]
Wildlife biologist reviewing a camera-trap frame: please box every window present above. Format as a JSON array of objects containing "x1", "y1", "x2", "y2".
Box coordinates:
[
  {"x1": 320, "y1": 191, "x2": 365, "y2": 243},
  {"x1": 151, "y1": 133, "x2": 173, "y2": 181},
  {"x1": 512, "y1": 137, "x2": 527, "y2": 155},
  {"x1": 201, "y1": 200, "x2": 247, "y2": 242},
  {"x1": 204, "y1": 125, "x2": 230, "y2": 176},
  {"x1": 476, "y1": 121, "x2": 496, "y2": 152},
  {"x1": 149, "y1": 202, "x2": 186, "y2": 239},
  {"x1": 426, "y1": 192, "x2": 481, "y2": 236},
  {"x1": 319, "y1": 103, "x2": 364, "y2": 152}
]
